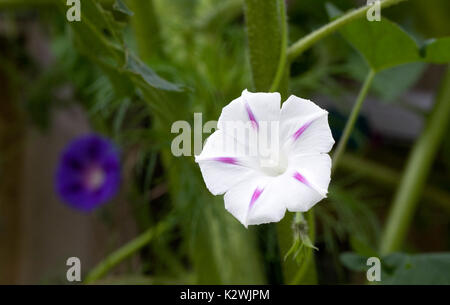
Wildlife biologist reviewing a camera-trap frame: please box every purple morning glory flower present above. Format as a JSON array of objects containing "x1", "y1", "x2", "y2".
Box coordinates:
[{"x1": 55, "y1": 134, "x2": 121, "y2": 211}]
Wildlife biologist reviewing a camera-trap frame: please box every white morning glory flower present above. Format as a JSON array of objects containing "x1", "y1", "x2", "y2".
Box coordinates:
[{"x1": 195, "y1": 89, "x2": 334, "y2": 227}]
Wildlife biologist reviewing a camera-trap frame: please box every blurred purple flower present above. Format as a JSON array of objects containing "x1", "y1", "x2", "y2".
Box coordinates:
[{"x1": 55, "y1": 134, "x2": 121, "y2": 211}]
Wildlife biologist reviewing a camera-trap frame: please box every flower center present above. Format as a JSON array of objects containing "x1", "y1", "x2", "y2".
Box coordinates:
[
  {"x1": 84, "y1": 166, "x2": 105, "y2": 191},
  {"x1": 259, "y1": 150, "x2": 288, "y2": 177}
]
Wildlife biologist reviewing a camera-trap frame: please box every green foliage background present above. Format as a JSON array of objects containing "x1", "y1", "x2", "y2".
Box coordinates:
[{"x1": 0, "y1": 0, "x2": 449, "y2": 284}]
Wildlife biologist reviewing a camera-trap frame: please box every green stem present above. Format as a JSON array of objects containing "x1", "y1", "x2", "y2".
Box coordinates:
[
  {"x1": 84, "y1": 222, "x2": 168, "y2": 284},
  {"x1": 332, "y1": 69, "x2": 376, "y2": 174},
  {"x1": 244, "y1": 0, "x2": 285, "y2": 92},
  {"x1": 379, "y1": 67, "x2": 450, "y2": 255},
  {"x1": 269, "y1": 0, "x2": 287, "y2": 93},
  {"x1": 127, "y1": 0, "x2": 163, "y2": 61},
  {"x1": 287, "y1": 0, "x2": 407, "y2": 62}
]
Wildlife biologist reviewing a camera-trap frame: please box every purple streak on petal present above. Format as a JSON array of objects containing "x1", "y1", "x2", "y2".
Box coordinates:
[
  {"x1": 292, "y1": 121, "x2": 312, "y2": 141},
  {"x1": 249, "y1": 187, "x2": 264, "y2": 209},
  {"x1": 293, "y1": 172, "x2": 310, "y2": 187},
  {"x1": 213, "y1": 157, "x2": 238, "y2": 165},
  {"x1": 245, "y1": 103, "x2": 259, "y2": 130}
]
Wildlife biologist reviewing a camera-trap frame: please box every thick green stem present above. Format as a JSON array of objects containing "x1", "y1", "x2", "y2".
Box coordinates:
[
  {"x1": 127, "y1": 0, "x2": 163, "y2": 61},
  {"x1": 269, "y1": 0, "x2": 287, "y2": 93},
  {"x1": 244, "y1": 0, "x2": 285, "y2": 93},
  {"x1": 287, "y1": 0, "x2": 407, "y2": 62},
  {"x1": 332, "y1": 69, "x2": 376, "y2": 174},
  {"x1": 84, "y1": 222, "x2": 168, "y2": 284},
  {"x1": 379, "y1": 67, "x2": 450, "y2": 255}
]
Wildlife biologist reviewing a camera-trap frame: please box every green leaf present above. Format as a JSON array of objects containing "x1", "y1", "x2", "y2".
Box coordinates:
[
  {"x1": 347, "y1": 54, "x2": 426, "y2": 102},
  {"x1": 372, "y1": 63, "x2": 425, "y2": 101},
  {"x1": 382, "y1": 253, "x2": 450, "y2": 284},
  {"x1": 324, "y1": 2, "x2": 342, "y2": 19},
  {"x1": 341, "y1": 252, "x2": 450, "y2": 284},
  {"x1": 328, "y1": 4, "x2": 450, "y2": 68},
  {"x1": 327, "y1": 4, "x2": 421, "y2": 72},
  {"x1": 78, "y1": 0, "x2": 126, "y2": 45},
  {"x1": 64, "y1": 0, "x2": 182, "y2": 93},
  {"x1": 113, "y1": 0, "x2": 134, "y2": 16},
  {"x1": 123, "y1": 52, "x2": 183, "y2": 92},
  {"x1": 422, "y1": 37, "x2": 450, "y2": 64},
  {"x1": 340, "y1": 252, "x2": 368, "y2": 272},
  {"x1": 341, "y1": 19, "x2": 420, "y2": 71}
]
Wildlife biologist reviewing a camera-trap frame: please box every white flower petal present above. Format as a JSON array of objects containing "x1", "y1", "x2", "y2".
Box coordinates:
[
  {"x1": 241, "y1": 89, "x2": 281, "y2": 125},
  {"x1": 283, "y1": 154, "x2": 332, "y2": 212},
  {"x1": 289, "y1": 154, "x2": 332, "y2": 196},
  {"x1": 280, "y1": 95, "x2": 334, "y2": 155},
  {"x1": 224, "y1": 174, "x2": 287, "y2": 227},
  {"x1": 195, "y1": 129, "x2": 259, "y2": 195},
  {"x1": 281, "y1": 174, "x2": 324, "y2": 213},
  {"x1": 224, "y1": 174, "x2": 268, "y2": 227},
  {"x1": 246, "y1": 177, "x2": 288, "y2": 226},
  {"x1": 218, "y1": 89, "x2": 281, "y2": 136}
]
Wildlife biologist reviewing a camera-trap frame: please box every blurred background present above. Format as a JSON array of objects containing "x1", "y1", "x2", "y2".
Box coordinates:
[{"x1": 0, "y1": 0, "x2": 449, "y2": 284}]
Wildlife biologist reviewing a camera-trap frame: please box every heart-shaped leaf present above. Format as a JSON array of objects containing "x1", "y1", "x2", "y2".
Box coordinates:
[
  {"x1": 327, "y1": 3, "x2": 421, "y2": 72},
  {"x1": 341, "y1": 252, "x2": 450, "y2": 284},
  {"x1": 422, "y1": 37, "x2": 450, "y2": 64}
]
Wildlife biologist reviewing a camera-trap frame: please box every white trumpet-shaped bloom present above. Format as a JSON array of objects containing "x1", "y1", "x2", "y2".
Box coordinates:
[{"x1": 195, "y1": 89, "x2": 335, "y2": 227}]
